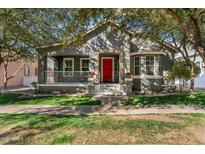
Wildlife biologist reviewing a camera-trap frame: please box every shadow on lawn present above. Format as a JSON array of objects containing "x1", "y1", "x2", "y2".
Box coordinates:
[{"x1": 0, "y1": 114, "x2": 89, "y2": 144}]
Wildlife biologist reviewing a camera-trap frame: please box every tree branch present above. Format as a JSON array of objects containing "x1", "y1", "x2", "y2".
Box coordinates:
[
  {"x1": 166, "y1": 9, "x2": 195, "y2": 43},
  {"x1": 6, "y1": 62, "x2": 25, "y2": 80}
]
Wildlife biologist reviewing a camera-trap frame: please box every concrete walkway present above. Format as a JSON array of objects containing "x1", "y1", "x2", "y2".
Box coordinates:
[{"x1": 0, "y1": 103, "x2": 205, "y2": 115}]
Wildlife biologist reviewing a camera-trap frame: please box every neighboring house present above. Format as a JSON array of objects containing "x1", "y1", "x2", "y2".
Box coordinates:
[
  {"x1": 175, "y1": 51, "x2": 205, "y2": 90},
  {"x1": 0, "y1": 60, "x2": 38, "y2": 88},
  {"x1": 23, "y1": 61, "x2": 38, "y2": 86},
  {"x1": 37, "y1": 20, "x2": 173, "y2": 95}
]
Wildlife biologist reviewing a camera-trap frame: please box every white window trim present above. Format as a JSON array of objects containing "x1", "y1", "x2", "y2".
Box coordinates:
[
  {"x1": 154, "y1": 55, "x2": 160, "y2": 75},
  {"x1": 134, "y1": 56, "x2": 140, "y2": 76},
  {"x1": 63, "y1": 58, "x2": 74, "y2": 77},
  {"x1": 80, "y1": 58, "x2": 90, "y2": 71},
  {"x1": 24, "y1": 66, "x2": 30, "y2": 76},
  {"x1": 145, "y1": 55, "x2": 155, "y2": 75},
  {"x1": 101, "y1": 57, "x2": 114, "y2": 82}
]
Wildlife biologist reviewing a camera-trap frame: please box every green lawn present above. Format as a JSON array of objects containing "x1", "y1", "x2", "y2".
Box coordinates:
[
  {"x1": 0, "y1": 113, "x2": 204, "y2": 144},
  {"x1": 0, "y1": 93, "x2": 101, "y2": 105},
  {"x1": 123, "y1": 92, "x2": 205, "y2": 106}
]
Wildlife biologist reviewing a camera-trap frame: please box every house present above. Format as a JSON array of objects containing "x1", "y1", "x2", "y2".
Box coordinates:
[
  {"x1": 0, "y1": 60, "x2": 38, "y2": 89},
  {"x1": 175, "y1": 51, "x2": 205, "y2": 90},
  {"x1": 23, "y1": 60, "x2": 38, "y2": 86},
  {"x1": 37, "y1": 20, "x2": 173, "y2": 95}
]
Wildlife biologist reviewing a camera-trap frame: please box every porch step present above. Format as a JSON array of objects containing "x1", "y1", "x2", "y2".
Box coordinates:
[{"x1": 94, "y1": 84, "x2": 126, "y2": 96}]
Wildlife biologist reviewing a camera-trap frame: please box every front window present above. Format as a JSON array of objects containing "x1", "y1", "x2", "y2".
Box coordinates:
[
  {"x1": 134, "y1": 56, "x2": 140, "y2": 75},
  {"x1": 24, "y1": 66, "x2": 30, "y2": 76},
  {"x1": 63, "y1": 58, "x2": 74, "y2": 77},
  {"x1": 80, "y1": 58, "x2": 89, "y2": 77},
  {"x1": 146, "y1": 56, "x2": 154, "y2": 75},
  {"x1": 80, "y1": 58, "x2": 89, "y2": 71}
]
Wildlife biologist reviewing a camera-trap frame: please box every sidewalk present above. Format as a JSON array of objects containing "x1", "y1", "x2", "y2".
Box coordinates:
[
  {"x1": 0, "y1": 104, "x2": 204, "y2": 115},
  {"x1": 1, "y1": 86, "x2": 31, "y2": 93},
  {"x1": 0, "y1": 96, "x2": 205, "y2": 115}
]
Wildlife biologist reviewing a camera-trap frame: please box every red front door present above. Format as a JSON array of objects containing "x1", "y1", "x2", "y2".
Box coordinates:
[{"x1": 102, "y1": 58, "x2": 113, "y2": 82}]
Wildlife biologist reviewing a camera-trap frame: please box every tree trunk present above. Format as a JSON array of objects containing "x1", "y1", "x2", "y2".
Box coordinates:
[
  {"x1": 190, "y1": 62, "x2": 196, "y2": 94},
  {"x1": 0, "y1": 58, "x2": 2, "y2": 94},
  {"x1": 0, "y1": 61, "x2": 2, "y2": 67},
  {"x1": 3, "y1": 80, "x2": 8, "y2": 89},
  {"x1": 179, "y1": 79, "x2": 183, "y2": 94},
  {"x1": 190, "y1": 77, "x2": 194, "y2": 94},
  {"x1": 3, "y1": 60, "x2": 25, "y2": 89},
  {"x1": 195, "y1": 46, "x2": 205, "y2": 66},
  {"x1": 3, "y1": 61, "x2": 8, "y2": 89}
]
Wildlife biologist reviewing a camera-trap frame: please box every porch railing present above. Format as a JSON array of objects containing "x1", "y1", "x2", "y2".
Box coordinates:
[{"x1": 45, "y1": 71, "x2": 91, "y2": 83}]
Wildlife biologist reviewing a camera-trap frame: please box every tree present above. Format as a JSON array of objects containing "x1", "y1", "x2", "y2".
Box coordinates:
[
  {"x1": 166, "y1": 9, "x2": 205, "y2": 65},
  {"x1": 62, "y1": 9, "x2": 205, "y2": 64},
  {"x1": 124, "y1": 9, "x2": 205, "y2": 64},
  {"x1": 0, "y1": 9, "x2": 73, "y2": 89},
  {"x1": 169, "y1": 61, "x2": 200, "y2": 93}
]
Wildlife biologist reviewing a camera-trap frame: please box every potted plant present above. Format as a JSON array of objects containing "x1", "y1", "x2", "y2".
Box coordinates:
[
  {"x1": 125, "y1": 72, "x2": 133, "y2": 81},
  {"x1": 31, "y1": 81, "x2": 38, "y2": 94}
]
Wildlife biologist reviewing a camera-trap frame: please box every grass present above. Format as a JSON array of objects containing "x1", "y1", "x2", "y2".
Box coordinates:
[
  {"x1": 123, "y1": 92, "x2": 205, "y2": 106},
  {"x1": 0, "y1": 113, "x2": 204, "y2": 144},
  {"x1": 52, "y1": 135, "x2": 74, "y2": 144},
  {"x1": 0, "y1": 93, "x2": 101, "y2": 106}
]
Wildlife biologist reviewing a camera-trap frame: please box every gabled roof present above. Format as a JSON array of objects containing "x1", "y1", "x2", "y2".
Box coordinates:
[{"x1": 36, "y1": 20, "x2": 142, "y2": 50}]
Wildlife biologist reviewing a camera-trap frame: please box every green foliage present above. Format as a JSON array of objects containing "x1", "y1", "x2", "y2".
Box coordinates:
[
  {"x1": 123, "y1": 92, "x2": 205, "y2": 106},
  {"x1": 69, "y1": 9, "x2": 205, "y2": 65},
  {"x1": 52, "y1": 135, "x2": 74, "y2": 144},
  {"x1": 169, "y1": 61, "x2": 201, "y2": 81},
  {"x1": 0, "y1": 9, "x2": 73, "y2": 60},
  {"x1": 169, "y1": 61, "x2": 191, "y2": 81},
  {"x1": 0, "y1": 93, "x2": 101, "y2": 105}
]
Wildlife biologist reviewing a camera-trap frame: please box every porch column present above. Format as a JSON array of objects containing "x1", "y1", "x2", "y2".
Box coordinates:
[
  {"x1": 119, "y1": 52, "x2": 124, "y2": 83},
  {"x1": 38, "y1": 52, "x2": 47, "y2": 84},
  {"x1": 90, "y1": 53, "x2": 100, "y2": 83},
  {"x1": 124, "y1": 48, "x2": 130, "y2": 74}
]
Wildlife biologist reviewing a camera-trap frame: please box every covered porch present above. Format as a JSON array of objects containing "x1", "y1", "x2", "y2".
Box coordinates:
[
  {"x1": 39, "y1": 53, "x2": 122, "y2": 84},
  {"x1": 38, "y1": 53, "x2": 92, "y2": 93},
  {"x1": 38, "y1": 52, "x2": 126, "y2": 94}
]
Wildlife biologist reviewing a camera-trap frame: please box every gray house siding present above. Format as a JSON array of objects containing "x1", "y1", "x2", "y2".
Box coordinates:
[
  {"x1": 161, "y1": 53, "x2": 174, "y2": 72},
  {"x1": 38, "y1": 52, "x2": 47, "y2": 84},
  {"x1": 132, "y1": 79, "x2": 141, "y2": 91}
]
